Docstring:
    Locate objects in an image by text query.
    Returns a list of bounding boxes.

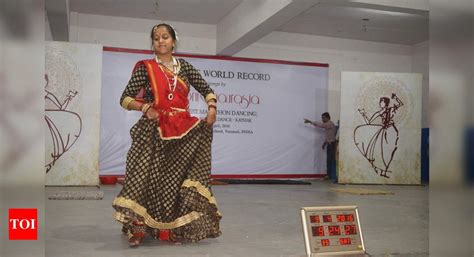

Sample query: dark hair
[322,112,330,120]
[150,24,177,50]
[379,97,390,106]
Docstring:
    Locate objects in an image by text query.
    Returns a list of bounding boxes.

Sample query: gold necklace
[155,56,181,101]
[163,61,174,71]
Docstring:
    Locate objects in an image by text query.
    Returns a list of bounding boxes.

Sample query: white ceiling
[278,4,428,45]
[67,0,429,45]
[69,0,243,24]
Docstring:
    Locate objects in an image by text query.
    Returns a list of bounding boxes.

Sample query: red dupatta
[133,59,200,140]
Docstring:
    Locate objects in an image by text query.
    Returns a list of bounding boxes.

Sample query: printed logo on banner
[8,208,38,240]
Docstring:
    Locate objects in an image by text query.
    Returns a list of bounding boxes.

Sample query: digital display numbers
[339,238,352,245]
[312,226,325,237]
[337,214,354,222]
[309,215,320,223]
[344,225,357,235]
[328,225,341,236]
[302,206,365,255]
[311,225,357,235]
[310,214,354,223]
[312,225,357,237]
[321,238,352,246]
[309,214,357,246]
[321,239,330,246]
[322,215,332,222]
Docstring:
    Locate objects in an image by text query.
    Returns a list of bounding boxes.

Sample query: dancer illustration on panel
[354,93,403,178]
[44,74,83,173]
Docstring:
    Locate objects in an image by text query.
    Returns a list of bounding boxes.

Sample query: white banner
[45,42,102,185]
[100,49,328,177]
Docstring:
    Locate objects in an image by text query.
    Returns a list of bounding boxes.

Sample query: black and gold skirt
[112,117,222,242]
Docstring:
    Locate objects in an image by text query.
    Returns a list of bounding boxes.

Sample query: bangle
[141,103,151,114]
[208,101,217,110]
[144,106,152,114]
[205,94,217,103]
[140,103,149,112]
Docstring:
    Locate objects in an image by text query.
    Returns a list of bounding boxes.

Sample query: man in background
[304,112,337,181]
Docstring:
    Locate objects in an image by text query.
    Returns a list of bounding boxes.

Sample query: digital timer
[301,206,366,256]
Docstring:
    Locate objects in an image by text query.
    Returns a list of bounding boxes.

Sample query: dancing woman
[112,24,221,247]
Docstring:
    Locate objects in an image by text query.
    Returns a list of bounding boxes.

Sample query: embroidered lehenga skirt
[113,117,222,242]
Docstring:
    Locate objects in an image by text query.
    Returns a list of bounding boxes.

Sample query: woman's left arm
[180,59,217,127]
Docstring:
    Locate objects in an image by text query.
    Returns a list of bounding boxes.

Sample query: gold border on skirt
[113,179,221,229]
[182,179,222,217]
[113,197,203,229]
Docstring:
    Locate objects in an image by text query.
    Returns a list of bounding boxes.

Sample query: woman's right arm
[120,64,148,112]
[120,64,159,120]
